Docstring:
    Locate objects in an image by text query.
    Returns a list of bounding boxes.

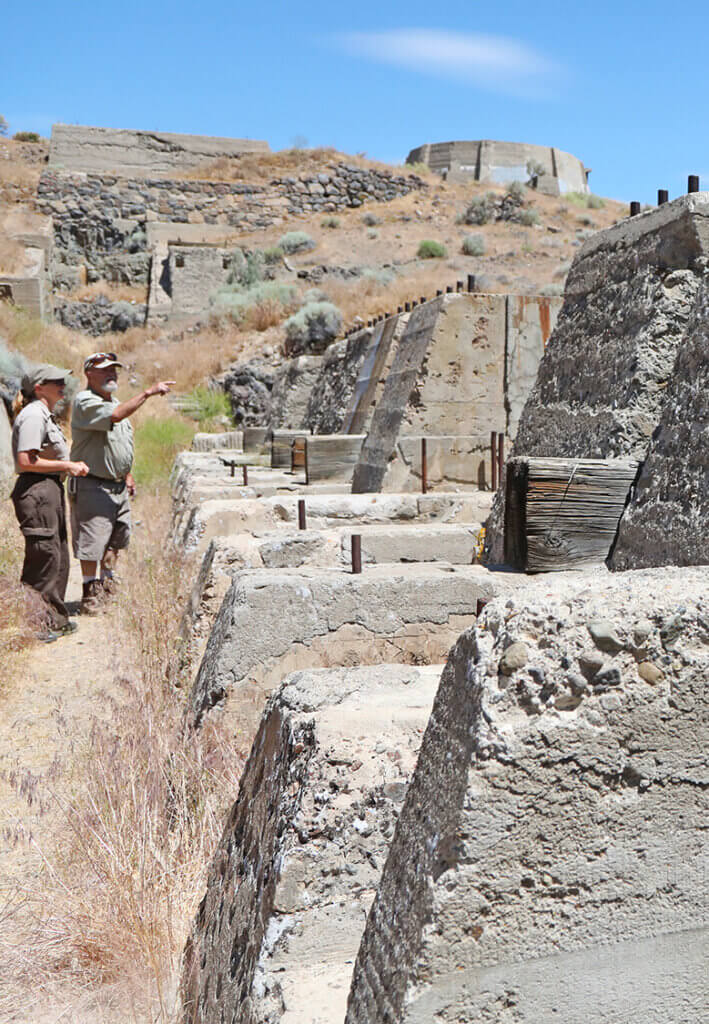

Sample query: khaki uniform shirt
[12,400,70,474]
[70,390,134,480]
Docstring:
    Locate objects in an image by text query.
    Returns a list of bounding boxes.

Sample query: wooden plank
[504,457,640,572]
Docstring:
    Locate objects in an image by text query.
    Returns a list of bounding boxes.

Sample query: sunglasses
[85,352,119,369]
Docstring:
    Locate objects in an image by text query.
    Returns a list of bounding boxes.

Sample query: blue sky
[2,0,707,203]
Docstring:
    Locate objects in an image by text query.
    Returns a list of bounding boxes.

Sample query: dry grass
[0,304,92,376]
[0,504,47,674]
[66,281,147,304]
[1,492,244,1020]
[0,158,41,191]
[177,146,429,184]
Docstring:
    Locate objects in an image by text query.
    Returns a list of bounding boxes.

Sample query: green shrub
[303,287,330,303]
[463,193,496,225]
[417,239,447,259]
[367,229,379,240]
[212,280,300,325]
[516,208,540,227]
[278,231,316,254]
[360,266,396,286]
[13,131,40,143]
[564,191,605,210]
[507,181,526,201]
[461,234,486,257]
[176,386,232,428]
[263,245,284,264]
[227,248,264,288]
[132,416,195,489]
[526,159,546,181]
[284,301,343,355]
[361,212,381,227]
[321,216,340,228]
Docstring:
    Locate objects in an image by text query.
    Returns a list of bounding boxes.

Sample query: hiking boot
[101,575,119,598]
[81,580,103,616]
[38,629,59,644]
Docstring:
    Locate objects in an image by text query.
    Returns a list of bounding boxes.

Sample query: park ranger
[70,352,175,615]
[11,365,89,640]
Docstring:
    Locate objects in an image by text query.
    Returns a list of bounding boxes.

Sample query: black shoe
[38,629,60,644]
[56,620,78,637]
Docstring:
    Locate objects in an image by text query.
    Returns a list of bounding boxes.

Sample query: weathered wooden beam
[504,456,640,571]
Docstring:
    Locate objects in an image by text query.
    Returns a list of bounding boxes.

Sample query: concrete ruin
[166,186,709,1024]
[48,123,270,177]
[0,209,53,319]
[406,139,590,194]
[181,664,440,1024]
[345,569,708,1022]
[486,191,709,564]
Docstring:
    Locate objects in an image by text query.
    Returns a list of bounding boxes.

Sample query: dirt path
[0,564,142,1022]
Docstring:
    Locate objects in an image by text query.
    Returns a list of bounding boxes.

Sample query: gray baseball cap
[20,364,73,398]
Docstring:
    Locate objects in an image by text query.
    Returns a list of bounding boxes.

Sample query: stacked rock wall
[37,165,426,291]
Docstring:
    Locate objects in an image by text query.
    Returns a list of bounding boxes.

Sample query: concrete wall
[485,193,709,564]
[406,139,589,193]
[48,124,270,177]
[270,356,324,429]
[0,247,49,319]
[346,568,709,1023]
[351,293,560,493]
[181,664,439,1024]
[166,244,232,319]
[612,276,709,569]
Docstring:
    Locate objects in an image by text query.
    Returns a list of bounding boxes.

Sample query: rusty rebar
[351,534,362,574]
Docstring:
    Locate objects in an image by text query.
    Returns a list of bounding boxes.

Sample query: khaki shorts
[70,476,131,561]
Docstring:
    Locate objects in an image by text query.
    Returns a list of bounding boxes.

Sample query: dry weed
[1,495,243,1019]
[0,504,47,674]
[177,147,426,184]
[66,281,147,304]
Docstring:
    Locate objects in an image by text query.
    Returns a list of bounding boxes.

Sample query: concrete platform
[189,564,510,741]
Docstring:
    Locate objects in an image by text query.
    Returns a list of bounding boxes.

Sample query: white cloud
[338,29,558,95]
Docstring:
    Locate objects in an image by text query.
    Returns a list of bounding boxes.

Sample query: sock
[101,569,114,581]
[82,575,100,585]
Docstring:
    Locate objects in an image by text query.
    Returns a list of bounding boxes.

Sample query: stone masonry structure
[346,568,708,1022]
[48,123,270,176]
[37,164,426,299]
[486,192,709,563]
[406,139,590,194]
[181,664,440,1024]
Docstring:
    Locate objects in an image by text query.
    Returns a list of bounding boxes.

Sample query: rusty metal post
[351,534,362,574]
[476,597,488,617]
[456,280,463,292]
[688,175,700,193]
[242,464,248,486]
[491,431,498,492]
[446,285,453,293]
[630,201,641,216]
[420,296,426,305]
[467,274,476,292]
[436,289,443,296]
[229,461,235,478]
[658,189,669,205]
[404,301,410,312]
[421,438,428,494]
[298,499,306,531]
[398,305,403,313]
[497,433,504,484]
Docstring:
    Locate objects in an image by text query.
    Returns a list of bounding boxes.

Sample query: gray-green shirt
[71,389,134,479]
[12,400,70,473]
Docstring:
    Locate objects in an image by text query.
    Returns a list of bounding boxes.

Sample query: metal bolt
[446,285,453,293]
[497,434,504,484]
[688,175,700,194]
[351,534,362,574]
[298,499,306,531]
[421,438,428,494]
[404,302,411,312]
[630,201,641,216]
[243,464,248,486]
[456,280,464,292]
[491,431,498,492]
[467,274,476,292]
[658,189,669,205]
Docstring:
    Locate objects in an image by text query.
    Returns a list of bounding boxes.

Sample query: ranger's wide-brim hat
[20,364,72,398]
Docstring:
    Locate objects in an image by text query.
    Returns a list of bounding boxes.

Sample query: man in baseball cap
[70,352,175,614]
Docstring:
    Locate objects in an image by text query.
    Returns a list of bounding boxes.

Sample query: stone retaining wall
[37,165,426,288]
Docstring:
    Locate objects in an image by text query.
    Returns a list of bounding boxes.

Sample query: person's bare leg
[80,559,99,579]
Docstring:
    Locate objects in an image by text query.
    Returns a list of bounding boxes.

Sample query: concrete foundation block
[181,664,440,1024]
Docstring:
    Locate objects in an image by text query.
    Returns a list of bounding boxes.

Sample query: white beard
[103,381,118,393]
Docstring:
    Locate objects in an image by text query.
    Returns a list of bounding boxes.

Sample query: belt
[84,474,126,491]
